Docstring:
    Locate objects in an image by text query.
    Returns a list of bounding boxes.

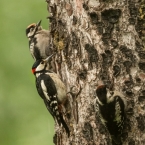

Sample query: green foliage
[0,1,54,145]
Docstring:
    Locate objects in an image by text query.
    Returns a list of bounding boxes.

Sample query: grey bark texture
[46,0,145,145]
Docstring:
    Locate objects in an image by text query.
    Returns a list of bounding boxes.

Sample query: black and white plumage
[95,85,126,144]
[26,20,52,60]
[32,55,70,136]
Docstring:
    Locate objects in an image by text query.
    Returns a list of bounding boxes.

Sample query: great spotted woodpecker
[26,20,52,60]
[32,54,70,136]
[95,85,126,144]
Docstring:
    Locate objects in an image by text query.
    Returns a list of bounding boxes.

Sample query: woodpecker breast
[46,72,67,104]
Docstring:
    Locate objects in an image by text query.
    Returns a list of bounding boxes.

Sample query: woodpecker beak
[44,54,55,62]
[36,20,42,28]
[30,20,42,38]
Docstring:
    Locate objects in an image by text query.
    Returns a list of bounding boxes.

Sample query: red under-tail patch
[32,68,36,74]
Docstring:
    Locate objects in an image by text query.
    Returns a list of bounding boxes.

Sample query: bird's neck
[35,69,49,77]
[35,72,41,78]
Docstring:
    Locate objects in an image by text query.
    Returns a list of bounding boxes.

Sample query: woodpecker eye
[30,28,34,32]
[41,61,45,64]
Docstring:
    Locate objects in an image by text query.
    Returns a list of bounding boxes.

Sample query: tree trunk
[46,0,145,145]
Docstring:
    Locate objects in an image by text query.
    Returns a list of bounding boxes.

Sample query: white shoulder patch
[41,80,50,101]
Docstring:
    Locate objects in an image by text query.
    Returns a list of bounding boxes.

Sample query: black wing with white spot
[36,73,70,136]
[36,74,60,122]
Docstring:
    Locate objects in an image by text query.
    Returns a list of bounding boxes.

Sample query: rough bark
[46,0,145,145]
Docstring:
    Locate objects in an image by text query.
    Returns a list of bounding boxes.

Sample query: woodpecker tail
[57,114,70,137]
[43,99,70,137]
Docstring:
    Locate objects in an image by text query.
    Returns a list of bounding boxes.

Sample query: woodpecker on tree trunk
[26,20,52,60]
[95,85,126,144]
[31,54,70,137]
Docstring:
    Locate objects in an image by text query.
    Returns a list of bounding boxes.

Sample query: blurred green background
[0,1,54,145]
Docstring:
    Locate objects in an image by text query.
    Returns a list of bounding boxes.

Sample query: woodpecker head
[96,85,108,105]
[32,54,55,74]
[26,20,42,40]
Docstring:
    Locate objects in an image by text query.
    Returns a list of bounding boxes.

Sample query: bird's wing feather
[37,74,60,119]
